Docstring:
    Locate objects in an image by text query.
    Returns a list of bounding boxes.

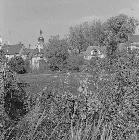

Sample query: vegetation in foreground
[1,47,139,140]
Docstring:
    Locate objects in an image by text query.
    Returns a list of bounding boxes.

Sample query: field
[4,69,139,140]
[18,72,97,96]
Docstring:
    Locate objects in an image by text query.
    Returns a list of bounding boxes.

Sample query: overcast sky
[0,0,139,46]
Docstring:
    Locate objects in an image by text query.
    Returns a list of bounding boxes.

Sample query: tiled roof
[22,48,34,55]
[1,43,24,55]
[1,42,45,61]
[21,47,44,57]
[24,48,44,59]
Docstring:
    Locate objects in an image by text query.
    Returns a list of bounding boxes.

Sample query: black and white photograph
[0,0,139,139]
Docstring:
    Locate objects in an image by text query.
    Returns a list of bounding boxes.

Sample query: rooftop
[1,43,24,55]
[83,46,107,56]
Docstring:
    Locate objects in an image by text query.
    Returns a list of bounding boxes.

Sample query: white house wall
[31,57,41,69]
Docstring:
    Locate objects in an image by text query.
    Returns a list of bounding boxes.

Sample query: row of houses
[0,30,46,70]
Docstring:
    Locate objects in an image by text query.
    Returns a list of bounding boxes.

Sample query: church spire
[38,29,44,43]
[40,29,43,36]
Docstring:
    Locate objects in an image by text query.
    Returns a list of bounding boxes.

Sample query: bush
[45,35,69,72]
[66,55,84,72]
[8,56,28,74]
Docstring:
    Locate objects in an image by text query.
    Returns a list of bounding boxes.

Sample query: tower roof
[38,30,44,43]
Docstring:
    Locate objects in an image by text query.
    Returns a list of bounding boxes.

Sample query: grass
[17,72,95,96]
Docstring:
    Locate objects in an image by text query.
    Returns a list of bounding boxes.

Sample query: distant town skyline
[0,0,139,46]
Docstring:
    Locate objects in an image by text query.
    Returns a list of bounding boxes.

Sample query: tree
[45,35,69,71]
[68,20,105,54]
[0,49,30,138]
[104,14,138,44]
[8,56,27,74]
[0,49,9,136]
[103,14,139,58]
[66,55,84,72]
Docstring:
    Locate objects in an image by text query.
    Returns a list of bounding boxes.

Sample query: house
[83,46,107,60]
[1,43,25,60]
[128,35,139,50]
[117,34,139,52]
[127,26,139,50]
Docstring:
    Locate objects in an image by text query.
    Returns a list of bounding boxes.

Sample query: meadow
[17,72,96,97]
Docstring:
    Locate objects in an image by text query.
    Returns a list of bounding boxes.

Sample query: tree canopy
[45,35,69,71]
[68,20,105,54]
[8,56,27,74]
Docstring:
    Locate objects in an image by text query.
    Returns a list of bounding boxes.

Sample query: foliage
[8,56,28,74]
[103,14,139,58]
[68,14,138,60]
[4,49,139,139]
[0,50,31,139]
[24,59,31,73]
[0,49,7,63]
[45,35,69,71]
[103,14,139,44]
[66,54,84,72]
[68,20,105,54]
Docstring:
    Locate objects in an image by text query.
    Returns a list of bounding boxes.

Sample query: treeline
[44,14,138,73]
[9,14,139,74]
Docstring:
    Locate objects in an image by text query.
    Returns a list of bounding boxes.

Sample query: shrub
[8,56,28,74]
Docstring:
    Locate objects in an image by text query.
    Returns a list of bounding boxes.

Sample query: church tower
[37,30,44,52]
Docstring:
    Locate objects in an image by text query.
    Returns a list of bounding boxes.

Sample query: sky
[0,0,139,47]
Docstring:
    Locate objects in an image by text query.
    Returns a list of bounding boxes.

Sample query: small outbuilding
[83,46,107,60]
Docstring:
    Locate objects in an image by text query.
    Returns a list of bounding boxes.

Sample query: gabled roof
[129,35,139,43]
[1,43,24,55]
[21,47,44,56]
[22,48,34,55]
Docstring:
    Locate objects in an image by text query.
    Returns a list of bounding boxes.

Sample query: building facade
[83,46,106,60]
